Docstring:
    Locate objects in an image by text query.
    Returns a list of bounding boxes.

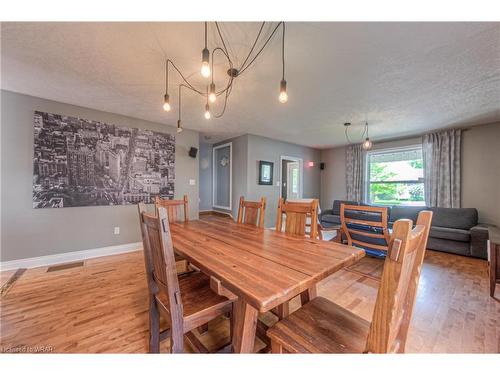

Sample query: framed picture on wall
[258,161,273,185]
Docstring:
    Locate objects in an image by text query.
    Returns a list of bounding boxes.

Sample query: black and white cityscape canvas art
[32,111,175,208]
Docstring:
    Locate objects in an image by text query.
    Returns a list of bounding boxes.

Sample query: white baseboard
[0,242,142,271]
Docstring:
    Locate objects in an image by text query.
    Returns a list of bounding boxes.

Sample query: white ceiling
[1,22,499,148]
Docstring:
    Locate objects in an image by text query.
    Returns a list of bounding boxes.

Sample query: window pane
[367,147,425,206]
[369,182,425,206]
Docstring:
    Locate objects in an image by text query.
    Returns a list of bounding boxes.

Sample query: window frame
[364,144,424,206]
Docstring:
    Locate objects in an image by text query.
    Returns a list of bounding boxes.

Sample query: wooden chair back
[138,203,184,352]
[365,210,433,353]
[236,196,266,228]
[275,198,319,239]
[155,195,189,223]
[340,204,390,254]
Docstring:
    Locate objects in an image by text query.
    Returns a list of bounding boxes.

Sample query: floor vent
[47,261,84,272]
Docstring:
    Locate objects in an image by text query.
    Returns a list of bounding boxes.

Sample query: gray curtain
[422,128,462,208]
[345,144,364,201]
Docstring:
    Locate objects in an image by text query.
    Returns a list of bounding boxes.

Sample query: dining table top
[170,216,365,313]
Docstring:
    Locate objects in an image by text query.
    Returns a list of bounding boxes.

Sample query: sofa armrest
[470,223,496,259]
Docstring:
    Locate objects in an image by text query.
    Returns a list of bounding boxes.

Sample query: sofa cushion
[389,205,428,223]
[430,226,470,242]
[333,200,359,216]
[321,214,341,225]
[429,207,478,230]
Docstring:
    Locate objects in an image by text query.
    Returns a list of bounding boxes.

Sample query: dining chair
[155,195,193,273]
[155,194,189,223]
[267,210,433,353]
[138,203,236,353]
[236,196,266,228]
[275,198,319,239]
[273,198,319,319]
[341,204,391,258]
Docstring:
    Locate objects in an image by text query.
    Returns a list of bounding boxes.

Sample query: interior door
[287,162,300,200]
[213,144,231,209]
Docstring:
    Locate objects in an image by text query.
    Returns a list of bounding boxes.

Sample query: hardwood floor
[1,218,499,353]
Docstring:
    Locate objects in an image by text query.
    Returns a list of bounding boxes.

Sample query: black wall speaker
[189,147,198,158]
[320,162,325,170]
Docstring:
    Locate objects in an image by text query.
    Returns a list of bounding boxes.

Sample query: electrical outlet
[114,227,120,235]
[189,179,196,186]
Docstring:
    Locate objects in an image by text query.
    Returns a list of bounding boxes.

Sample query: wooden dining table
[169,216,365,353]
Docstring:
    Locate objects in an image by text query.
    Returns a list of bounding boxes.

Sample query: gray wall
[462,122,500,225]
[320,124,500,226]
[245,134,321,228]
[1,90,199,262]
[208,134,321,227]
[198,141,213,211]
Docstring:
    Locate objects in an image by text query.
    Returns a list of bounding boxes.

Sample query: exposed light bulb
[362,138,373,150]
[209,82,216,103]
[201,62,210,78]
[163,94,171,112]
[177,119,183,133]
[201,48,210,78]
[279,79,288,103]
[204,104,211,119]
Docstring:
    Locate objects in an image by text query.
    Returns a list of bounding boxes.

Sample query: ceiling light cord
[238,21,283,76]
[204,22,208,49]
[239,22,265,70]
[282,22,285,80]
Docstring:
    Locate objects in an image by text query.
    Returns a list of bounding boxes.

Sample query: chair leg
[271,340,283,354]
[149,299,160,353]
[276,302,290,320]
[197,323,209,335]
[229,305,235,342]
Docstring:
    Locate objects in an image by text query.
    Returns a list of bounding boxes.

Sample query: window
[365,146,425,206]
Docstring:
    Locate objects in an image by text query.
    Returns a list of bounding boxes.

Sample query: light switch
[189,179,196,186]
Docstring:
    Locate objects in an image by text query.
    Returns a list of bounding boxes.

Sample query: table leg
[232,299,259,353]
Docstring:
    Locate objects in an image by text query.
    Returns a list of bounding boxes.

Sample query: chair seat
[267,297,370,353]
[156,272,235,333]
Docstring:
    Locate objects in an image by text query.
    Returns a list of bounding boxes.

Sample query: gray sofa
[320,200,494,259]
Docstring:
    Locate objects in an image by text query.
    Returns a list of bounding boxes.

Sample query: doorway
[280,156,303,201]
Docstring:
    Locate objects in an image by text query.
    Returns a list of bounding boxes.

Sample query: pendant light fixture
[177,85,183,133]
[162,22,288,130]
[208,82,216,103]
[362,122,373,150]
[279,23,288,103]
[163,61,171,111]
[201,22,211,78]
[204,86,211,119]
[344,121,373,150]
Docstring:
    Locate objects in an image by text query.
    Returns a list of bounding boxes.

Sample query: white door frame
[279,155,303,199]
[212,142,233,210]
